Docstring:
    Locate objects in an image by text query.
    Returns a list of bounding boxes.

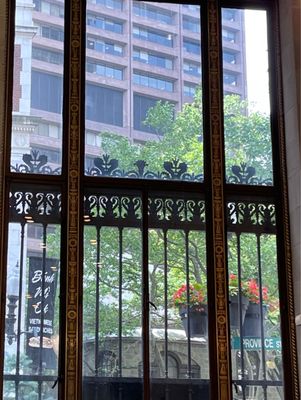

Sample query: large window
[31,71,63,113]
[86,84,123,126]
[1,1,298,400]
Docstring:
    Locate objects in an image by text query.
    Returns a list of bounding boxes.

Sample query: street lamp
[6,262,19,345]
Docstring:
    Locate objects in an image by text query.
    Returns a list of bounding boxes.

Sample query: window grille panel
[227,198,284,399]
[4,186,61,400]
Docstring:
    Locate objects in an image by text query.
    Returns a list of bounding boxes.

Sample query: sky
[244,10,271,114]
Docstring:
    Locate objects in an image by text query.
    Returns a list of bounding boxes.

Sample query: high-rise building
[12,0,246,169]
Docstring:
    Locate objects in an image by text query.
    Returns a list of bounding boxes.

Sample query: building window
[133,25,173,47]
[223,72,238,86]
[40,25,64,42]
[36,123,61,139]
[87,37,123,56]
[31,71,63,113]
[133,2,173,25]
[133,49,173,69]
[183,61,201,77]
[87,14,123,34]
[31,147,61,164]
[32,47,63,65]
[86,131,102,147]
[133,72,173,92]
[33,0,64,17]
[184,83,197,97]
[183,16,200,33]
[222,9,237,22]
[182,4,199,12]
[183,39,201,55]
[222,28,236,43]
[86,84,123,126]
[134,94,170,134]
[87,0,123,10]
[86,61,123,80]
[223,51,237,64]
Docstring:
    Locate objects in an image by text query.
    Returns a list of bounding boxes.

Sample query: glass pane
[4,185,61,400]
[10,0,64,174]
[85,2,204,182]
[83,189,143,399]
[222,9,273,185]
[148,192,209,399]
[227,198,283,398]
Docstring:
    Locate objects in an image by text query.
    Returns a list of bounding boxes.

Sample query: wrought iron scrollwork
[11,150,61,175]
[84,191,206,230]
[9,188,61,223]
[227,163,273,186]
[86,154,203,182]
[227,200,276,233]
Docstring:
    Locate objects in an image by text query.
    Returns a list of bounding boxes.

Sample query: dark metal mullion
[184,230,192,380]
[163,229,170,399]
[142,190,150,400]
[36,223,48,400]
[15,222,25,400]
[256,233,267,400]
[163,229,168,381]
[95,227,101,376]
[237,233,246,400]
[118,226,123,400]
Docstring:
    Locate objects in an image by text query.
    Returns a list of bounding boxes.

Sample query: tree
[79,91,279,340]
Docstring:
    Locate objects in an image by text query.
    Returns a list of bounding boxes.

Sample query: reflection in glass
[4,217,61,399]
[10,0,64,174]
[222,9,273,185]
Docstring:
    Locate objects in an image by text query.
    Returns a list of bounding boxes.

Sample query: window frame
[0,1,299,400]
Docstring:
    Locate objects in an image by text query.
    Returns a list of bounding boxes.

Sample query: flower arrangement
[228,273,248,298]
[172,282,206,309]
[245,278,268,304]
[229,274,269,304]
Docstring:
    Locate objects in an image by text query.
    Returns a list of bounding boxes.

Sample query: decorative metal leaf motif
[11,151,61,175]
[227,163,272,186]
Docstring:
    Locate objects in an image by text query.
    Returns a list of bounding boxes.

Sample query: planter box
[242,303,268,337]
[229,295,249,329]
[179,305,207,337]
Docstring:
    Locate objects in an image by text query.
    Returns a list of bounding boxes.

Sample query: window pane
[227,197,283,396]
[83,189,143,399]
[82,189,210,399]
[85,2,204,182]
[4,185,61,400]
[10,0,64,174]
[148,192,210,398]
[222,9,273,185]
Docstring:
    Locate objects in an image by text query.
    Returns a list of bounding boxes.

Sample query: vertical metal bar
[15,222,25,400]
[163,229,170,400]
[268,1,300,395]
[142,190,150,400]
[37,223,47,400]
[202,1,232,398]
[256,234,267,399]
[39,224,47,374]
[64,0,86,398]
[0,1,15,398]
[184,230,192,379]
[118,226,123,400]
[163,229,168,379]
[118,227,123,378]
[237,233,246,400]
[95,227,100,376]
